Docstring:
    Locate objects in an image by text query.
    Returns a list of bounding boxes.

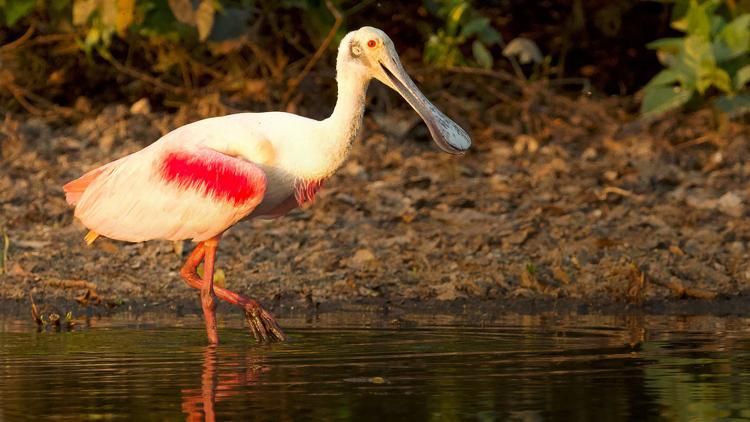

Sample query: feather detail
[294,179,324,205]
[63,167,108,206]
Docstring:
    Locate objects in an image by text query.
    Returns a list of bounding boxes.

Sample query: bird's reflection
[181,346,267,421]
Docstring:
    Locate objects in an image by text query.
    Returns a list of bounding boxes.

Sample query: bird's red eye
[367,39,377,48]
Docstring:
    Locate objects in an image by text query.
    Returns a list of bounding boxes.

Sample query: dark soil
[1,79,749,319]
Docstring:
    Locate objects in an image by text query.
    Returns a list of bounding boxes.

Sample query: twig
[46,279,98,290]
[25,33,76,47]
[2,81,45,115]
[1,230,8,275]
[246,38,283,80]
[650,277,717,300]
[674,135,717,150]
[30,292,42,325]
[0,23,35,53]
[597,186,645,202]
[98,48,183,95]
[1,80,78,117]
[547,77,592,93]
[282,0,342,105]
[345,0,376,15]
[485,83,517,104]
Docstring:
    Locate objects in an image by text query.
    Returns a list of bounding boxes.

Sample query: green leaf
[670,0,691,26]
[641,85,692,116]
[647,37,684,53]
[702,67,733,93]
[478,26,502,45]
[709,14,726,37]
[715,94,750,117]
[460,17,489,38]
[735,65,750,90]
[684,0,711,37]
[213,268,226,288]
[445,2,468,36]
[672,0,722,38]
[424,32,463,68]
[714,14,750,61]
[472,40,493,69]
[136,0,181,38]
[683,35,715,74]
[645,69,682,88]
[4,0,36,26]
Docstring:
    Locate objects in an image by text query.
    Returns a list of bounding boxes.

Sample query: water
[1,313,750,421]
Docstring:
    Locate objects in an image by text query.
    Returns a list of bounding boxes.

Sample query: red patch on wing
[295,179,324,205]
[161,150,265,205]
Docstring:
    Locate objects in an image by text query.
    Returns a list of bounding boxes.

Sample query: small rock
[581,147,597,160]
[717,192,743,217]
[434,282,465,301]
[74,96,92,114]
[603,170,618,181]
[99,132,115,152]
[514,134,539,155]
[130,98,151,115]
[686,194,717,211]
[349,248,377,270]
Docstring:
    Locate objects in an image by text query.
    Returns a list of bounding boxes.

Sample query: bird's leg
[180,242,286,343]
[201,236,220,345]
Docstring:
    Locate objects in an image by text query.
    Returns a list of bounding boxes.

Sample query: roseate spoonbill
[63,26,471,345]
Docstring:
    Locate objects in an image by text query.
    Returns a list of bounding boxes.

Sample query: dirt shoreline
[4,295,750,325]
[1,88,749,319]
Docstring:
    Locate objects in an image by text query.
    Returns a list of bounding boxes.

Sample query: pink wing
[65,147,267,242]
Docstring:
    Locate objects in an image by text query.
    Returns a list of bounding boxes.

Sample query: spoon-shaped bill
[376,54,471,155]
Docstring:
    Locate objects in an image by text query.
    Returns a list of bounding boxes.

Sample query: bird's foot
[243,304,286,343]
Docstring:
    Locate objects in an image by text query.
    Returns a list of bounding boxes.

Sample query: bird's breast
[246,167,325,219]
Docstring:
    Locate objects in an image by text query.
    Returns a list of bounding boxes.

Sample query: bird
[63,26,471,345]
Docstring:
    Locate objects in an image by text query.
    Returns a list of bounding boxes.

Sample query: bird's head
[339,26,471,155]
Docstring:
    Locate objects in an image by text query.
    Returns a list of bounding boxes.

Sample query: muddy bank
[1,86,749,317]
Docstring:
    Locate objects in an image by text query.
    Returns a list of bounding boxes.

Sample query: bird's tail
[63,166,107,206]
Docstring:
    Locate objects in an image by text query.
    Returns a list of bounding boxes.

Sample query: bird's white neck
[326,66,369,139]
[278,50,370,183]
[310,64,369,179]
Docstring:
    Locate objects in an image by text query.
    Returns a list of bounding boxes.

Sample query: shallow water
[1,313,750,421]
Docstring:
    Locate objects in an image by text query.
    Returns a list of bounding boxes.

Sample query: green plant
[0,0,36,26]
[422,0,502,69]
[642,0,750,117]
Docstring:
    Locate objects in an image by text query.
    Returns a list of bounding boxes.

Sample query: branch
[0,23,35,53]
[98,48,184,95]
[282,0,342,105]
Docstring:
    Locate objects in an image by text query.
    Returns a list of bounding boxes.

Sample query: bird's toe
[244,305,285,343]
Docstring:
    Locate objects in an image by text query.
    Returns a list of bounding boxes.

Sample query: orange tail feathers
[63,167,106,206]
